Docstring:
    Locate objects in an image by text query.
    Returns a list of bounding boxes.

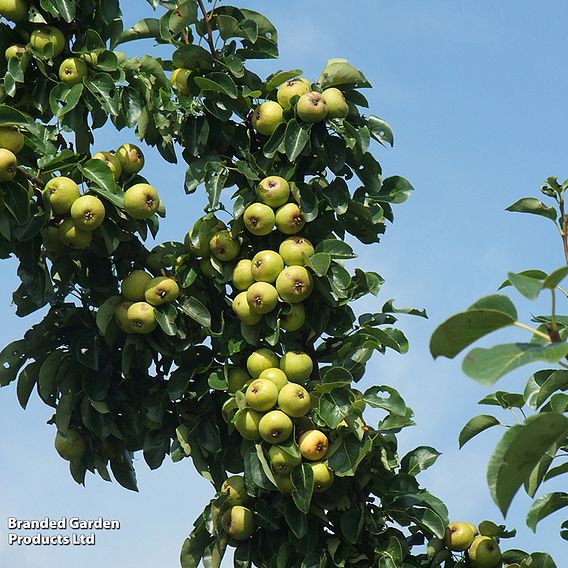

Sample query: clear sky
[1,1,567,565]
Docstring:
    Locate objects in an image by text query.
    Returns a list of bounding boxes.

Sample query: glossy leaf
[459,414,501,448]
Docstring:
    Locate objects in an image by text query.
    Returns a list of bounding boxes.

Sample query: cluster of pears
[0,124,23,184]
[232,175,314,328]
[114,269,180,334]
[441,521,503,567]
[252,76,350,136]
[223,347,333,496]
[216,476,256,542]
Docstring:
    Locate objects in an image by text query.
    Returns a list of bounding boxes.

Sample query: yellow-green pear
[121,270,152,301]
[256,176,290,208]
[246,282,279,315]
[232,259,254,290]
[322,87,349,119]
[170,68,191,96]
[280,351,313,383]
[444,522,477,552]
[269,445,301,474]
[58,57,88,86]
[57,219,92,249]
[232,291,262,325]
[227,368,251,393]
[299,429,328,461]
[247,348,279,378]
[0,125,24,153]
[279,236,314,266]
[221,476,248,506]
[144,276,180,306]
[258,367,287,391]
[258,410,293,444]
[296,92,328,123]
[280,303,306,332]
[275,203,305,235]
[243,203,275,236]
[116,143,145,175]
[222,506,255,541]
[251,250,284,283]
[252,101,284,136]
[127,301,157,334]
[468,536,502,568]
[0,148,17,182]
[278,383,311,417]
[30,26,65,57]
[54,429,86,461]
[0,0,28,22]
[44,176,80,214]
[235,408,262,441]
[277,77,311,108]
[209,230,240,261]
[92,151,122,180]
[310,461,333,492]
[124,183,160,219]
[275,266,313,304]
[114,301,134,333]
[70,194,105,231]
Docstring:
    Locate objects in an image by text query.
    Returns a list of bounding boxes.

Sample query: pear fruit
[121,270,152,301]
[468,536,502,568]
[243,203,275,236]
[278,383,310,417]
[170,68,191,96]
[186,216,225,256]
[259,410,293,444]
[235,408,262,441]
[310,461,334,492]
[258,368,287,391]
[232,292,262,325]
[274,474,294,494]
[280,352,314,383]
[92,151,122,180]
[209,230,240,261]
[247,348,279,378]
[41,226,66,254]
[246,282,279,315]
[296,92,328,123]
[0,0,28,22]
[222,398,238,424]
[5,44,27,60]
[443,522,477,552]
[246,378,278,411]
[276,266,313,304]
[277,77,311,108]
[279,236,315,266]
[227,368,251,393]
[275,203,305,235]
[114,301,134,333]
[222,506,255,541]
[280,303,305,332]
[116,143,145,175]
[58,57,88,86]
[70,195,105,231]
[30,26,65,57]
[252,101,284,136]
[298,429,328,460]
[256,176,290,208]
[0,125,24,153]
[44,176,80,214]
[269,445,301,475]
[221,475,248,506]
[126,301,157,334]
[0,148,17,182]
[57,219,92,249]
[232,259,254,290]
[144,276,180,306]
[54,430,86,462]
[124,183,160,219]
[251,250,284,283]
[322,87,349,119]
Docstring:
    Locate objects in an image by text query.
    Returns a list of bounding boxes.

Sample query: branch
[18,167,45,189]
[559,199,568,266]
[197,0,216,57]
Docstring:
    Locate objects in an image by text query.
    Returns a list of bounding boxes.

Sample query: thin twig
[513,321,551,341]
[18,168,45,189]
[559,199,568,266]
[197,0,216,57]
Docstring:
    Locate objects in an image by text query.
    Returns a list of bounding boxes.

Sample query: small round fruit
[235,408,262,441]
[0,0,28,22]
[246,282,279,315]
[232,259,254,290]
[298,429,328,460]
[170,68,191,96]
[468,536,502,568]
[280,351,313,383]
[41,226,66,254]
[280,303,305,332]
[258,368,287,391]
[221,476,248,506]
[245,378,278,412]
[269,445,301,475]
[92,151,122,179]
[121,270,152,301]
[256,176,290,208]
[54,430,86,462]
[310,461,333,492]
[127,301,157,334]
[232,292,262,325]
[116,143,145,175]
[44,176,80,214]
[30,26,65,57]
[277,77,311,109]
[58,57,88,86]
[252,101,284,136]
[144,276,180,306]
[279,236,315,266]
[274,474,294,494]
[276,266,313,304]
[322,87,349,119]
[278,383,311,417]
[243,203,275,236]
[124,183,160,219]
[251,250,284,283]
[4,44,27,60]
[227,368,251,393]
[296,92,328,123]
[57,219,92,249]
[443,522,477,552]
[70,195,105,231]
[275,203,305,235]
[247,348,279,378]
[222,506,255,541]
[0,125,24,153]
[209,230,240,261]
[114,301,134,333]
[258,410,293,444]
[0,148,18,182]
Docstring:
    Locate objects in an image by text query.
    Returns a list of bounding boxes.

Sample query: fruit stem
[197,0,217,57]
[512,321,551,341]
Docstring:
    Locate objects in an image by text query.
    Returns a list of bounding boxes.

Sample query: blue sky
[1,0,568,565]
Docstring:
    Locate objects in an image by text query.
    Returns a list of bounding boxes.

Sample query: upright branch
[559,198,568,266]
[197,0,216,57]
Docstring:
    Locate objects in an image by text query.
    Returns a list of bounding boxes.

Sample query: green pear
[0,0,28,22]
[185,217,226,257]
[322,87,349,119]
[310,461,333,492]
[273,473,294,494]
[227,368,251,393]
[251,250,284,283]
[116,143,145,175]
[252,101,284,136]
[269,445,301,475]
[58,57,88,86]
[41,226,66,254]
[235,408,262,441]
[256,176,290,208]
[232,291,262,325]
[44,176,80,214]
[114,300,134,333]
[243,203,275,236]
[30,26,65,57]
[209,230,240,261]
[126,301,157,334]
[0,148,17,182]
[247,348,279,378]
[170,68,191,96]
[444,522,477,552]
[299,429,328,460]
[280,303,305,332]
[221,475,248,506]
[92,151,122,180]
[57,218,92,249]
[222,506,255,541]
[232,259,255,290]
[296,92,328,123]
[258,410,293,444]
[275,203,305,235]
[275,266,313,304]
[4,44,27,60]
[222,397,238,424]
[279,236,315,266]
[246,282,279,314]
[54,430,86,461]
[0,125,24,153]
[280,351,313,383]
[124,183,160,219]
[468,536,502,568]
[70,194,105,231]
[144,276,180,306]
[278,383,311,417]
[277,77,311,108]
[121,270,153,301]
[258,367,287,391]
[246,378,278,411]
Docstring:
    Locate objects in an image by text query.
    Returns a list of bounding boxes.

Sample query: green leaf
[315,239,356,259]
[367,116,394,146]
[507,272,544,300]
[195,74,238,99]
[265,69,303,92]
[318,59,369,89]
[110,452,139,492]
[307,253,331,277]
[362,385,406,416]
[16,362,39,410]
[49,83,84,118]
[327,434,372,476]
[40,0,75,22]
[285,119,310,161]
[526,492,568,532]
[543,266,568,289]
[524,370,568,410]
[115,18,161,45]
[400,446,441,476]
[520,553,558,568]
[155,305,178,336]
[180,515,214,568]
[96,296,123,335]
[84,74,120,116]
[318,388,354,428]
[291,462,314,513]
[499,269,548,290]
[463,342,568,386]
[0,339,28,387]
[487,413,568,515]
[506,198,557,222]
[458,414,501,448]
[179,297,212,329]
